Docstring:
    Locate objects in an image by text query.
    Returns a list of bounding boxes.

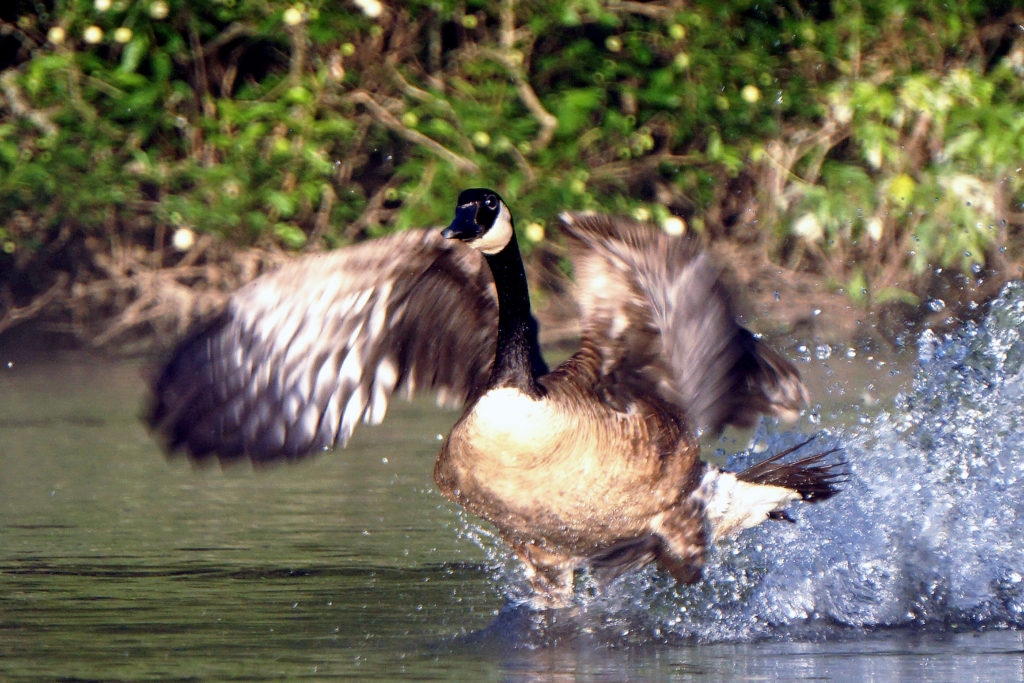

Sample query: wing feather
[560,212,807,433]
[148,229,498,462]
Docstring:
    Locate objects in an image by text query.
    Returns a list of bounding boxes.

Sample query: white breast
[455,386,592,513]
[468,386,560,454]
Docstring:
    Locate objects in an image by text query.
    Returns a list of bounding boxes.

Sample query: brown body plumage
[434,345,705,602]
[148,188,842,608]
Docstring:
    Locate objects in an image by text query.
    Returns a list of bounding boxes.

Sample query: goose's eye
[484,196,498,210]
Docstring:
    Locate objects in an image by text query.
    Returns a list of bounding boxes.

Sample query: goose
[148,188,842,608]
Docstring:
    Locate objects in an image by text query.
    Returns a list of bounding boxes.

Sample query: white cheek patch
[468,203,514,255]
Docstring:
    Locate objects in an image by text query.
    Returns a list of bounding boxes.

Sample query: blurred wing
[148,229,499,462]
[560,212,807,433]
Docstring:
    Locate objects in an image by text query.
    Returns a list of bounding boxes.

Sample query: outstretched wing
[148,229,500,462]
[560,212,806,434]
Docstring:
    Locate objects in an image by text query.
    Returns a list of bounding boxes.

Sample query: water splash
[463,281,1024,644]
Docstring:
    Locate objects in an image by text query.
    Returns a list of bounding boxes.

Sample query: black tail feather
[736,435,846,503]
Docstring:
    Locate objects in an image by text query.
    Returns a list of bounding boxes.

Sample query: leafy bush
[0,0,1022,338]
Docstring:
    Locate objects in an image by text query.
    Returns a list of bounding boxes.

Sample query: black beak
[441,204,481,241]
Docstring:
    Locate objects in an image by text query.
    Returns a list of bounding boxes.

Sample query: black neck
[483,232,545,396]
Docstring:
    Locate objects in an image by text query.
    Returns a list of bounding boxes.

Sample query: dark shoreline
[1,238,1019,360]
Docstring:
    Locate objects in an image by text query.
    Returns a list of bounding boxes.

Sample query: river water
[3,284,1024,680]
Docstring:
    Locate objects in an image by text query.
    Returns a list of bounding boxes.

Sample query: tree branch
[0,274,68,336]
[0,69,57,136]
[477,46,558,152]
[346,90,479,173]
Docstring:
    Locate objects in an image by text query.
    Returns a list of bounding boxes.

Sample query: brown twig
[0,275,69,336]
[0,69,58,136]
[346,90,479,173]
[468,38,558,152]
[308,184,337,248]
[385,61,457,118]
[403,159,438,214]
[198,22,255,58]
[346,180,397,238]
[591,152,707,180]
[604,0,678,20]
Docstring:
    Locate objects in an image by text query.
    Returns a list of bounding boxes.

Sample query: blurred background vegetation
[0,0,1022,348]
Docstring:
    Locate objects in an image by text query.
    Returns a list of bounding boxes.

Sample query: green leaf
[874,287,920,305]
[552,87,604,136]
[847,268,868,307]
[118,37,149,75]
[274,222,307,249]
[266,191,297,217]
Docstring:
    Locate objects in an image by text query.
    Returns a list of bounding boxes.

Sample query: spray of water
[456,282,1024,643]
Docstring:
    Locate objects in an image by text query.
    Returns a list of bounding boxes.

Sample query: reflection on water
[3,285,1024,679]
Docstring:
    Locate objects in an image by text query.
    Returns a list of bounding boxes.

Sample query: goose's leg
[649,498,707,584]
[589,535,660,586]
[508,539,576,609]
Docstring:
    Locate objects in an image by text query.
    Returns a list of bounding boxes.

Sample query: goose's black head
[442,188,514,255]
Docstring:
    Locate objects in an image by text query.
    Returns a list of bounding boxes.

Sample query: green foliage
[1,0,1022,309]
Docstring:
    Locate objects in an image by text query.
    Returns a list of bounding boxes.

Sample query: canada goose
[148,188,842,608]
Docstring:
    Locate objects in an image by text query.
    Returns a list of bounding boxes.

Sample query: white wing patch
[337,344,363,391]
[694,468,800,542]
[366,356,398,425]
[340,383,366,444]
[232,276,403,449]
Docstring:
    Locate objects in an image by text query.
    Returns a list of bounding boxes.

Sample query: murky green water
[2,352,1023,681]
